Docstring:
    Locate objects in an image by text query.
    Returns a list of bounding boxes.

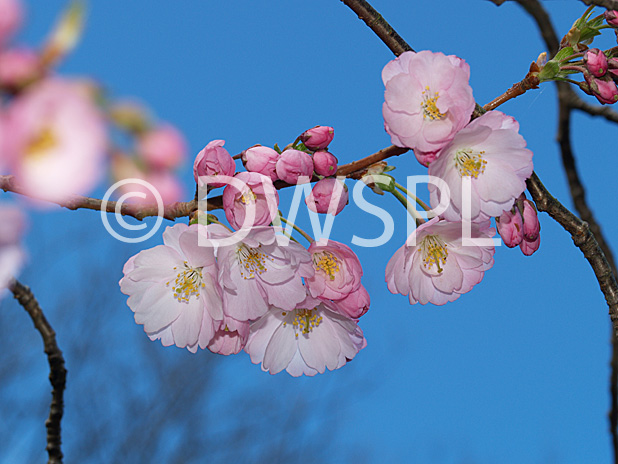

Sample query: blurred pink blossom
[0,0,22,46]
[137,124,186,169]
[0,204,26,298]
[0,47,40,90]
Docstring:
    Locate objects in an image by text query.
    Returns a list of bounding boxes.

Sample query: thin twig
[9,280,67,464]
[580,0,618,11]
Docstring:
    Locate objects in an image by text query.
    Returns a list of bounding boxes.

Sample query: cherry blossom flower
[0,204,26,299]
[305,240,363,301]
[0,48,40,91]
[0,0,22,46]
[300,126,334,150]
[428,110,533,222]
[496,206,524,248]
[222,171,279,230]
[242,145,280,181]
[244,293,366,376]
[312,150,338,176]
[5,78,107,202]
[385,217,495,305]
[137,124,187,169]
[305,178,348,216]
[207,315,250,355]
[215,226,314,321]
[119,223,223,352]
[193,139,235,188]
[382,50,475,153]
[275,149,313,184]
[331,284,370,319]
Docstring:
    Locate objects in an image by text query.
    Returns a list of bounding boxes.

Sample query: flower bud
[332,284,370,319]
[0,48,40,90]
[605,10,618,28]
[496,207,524,248]
[413,148,438,167]
[275,149,314,184]
[300,125,334,150]
[312,150,338,176]
[521,199,540,241]
[305,178,348,215]
[138,124,186,170]
[193,139,235,188]
[0,0,22,46]
[584,48,608,78]
[241,145,279,181]
[520,235,540,256]
[585,73,618,104]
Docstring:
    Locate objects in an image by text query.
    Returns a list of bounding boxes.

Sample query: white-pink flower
[207,315,250,355]
[385,217,495,305]
[215,226,314,321]
[382,50,475,153]
[0,204,26,298]
[5,78,107,202]
[428,111,534,222]
[119,223,223,352]
[244,293,366,376]
[222,171,279,230]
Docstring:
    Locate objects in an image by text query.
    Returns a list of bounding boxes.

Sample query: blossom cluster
[382,50,539,305]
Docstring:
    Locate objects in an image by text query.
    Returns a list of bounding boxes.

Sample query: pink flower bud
[0,48,40,90]
[605,10,618,27]
[584,49,608,78]
[585,73,618,104]
[521,199,540,241]
[413,148,438,167]
[138,124,187,169]
[332,284,370,319]
[275,149,314,184]
[222,171,279,230]
[300,125,334,150]
[496,207,524,248]
[520,235,540,256]
[193,139,235,188]
[305,178,348,216]
[241,145,279,181]
[312,150,338,176]
[0,0,22,46]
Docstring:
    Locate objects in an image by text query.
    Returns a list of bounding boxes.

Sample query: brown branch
[482,74,540,111]
[564,90,618,124]
[580,0,618,11]
[9,280,67,464]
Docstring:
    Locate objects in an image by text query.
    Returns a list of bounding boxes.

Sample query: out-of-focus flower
[242,145,279,181]
[331,284,370,319]
[605,10,618,28]
[584,48,608,78]
[119,223,223,352]
[275,149,313,184]
[496,207,524,248]
[193,139,235,188]
[0,204,26,298]
[0,48,40,90]
[0,0,22,46]
[382,50,475,153]
[222,171,279,230]
[428,111,533,222]
[300,126,334,150]
[5,78,107,202]
[305,240,363,301]
[244,293,366,376]
[385,217,495,305]
[312,150,338,176]
[305,178,348,216]
[207,315,250,355]
[137,124,186,170]
[216,226,314,321]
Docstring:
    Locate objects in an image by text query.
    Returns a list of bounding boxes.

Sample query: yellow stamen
[236,244,270,279]
[292,308,323,337]
[25,127,57,159]
[420,235,448,274]
[166,261,204,302]
[313,251,339,281]
[421,86,445,121]
[454,148,487,178]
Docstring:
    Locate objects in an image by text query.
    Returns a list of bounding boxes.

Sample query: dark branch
[9,280,67,464]
[580,0,618,11]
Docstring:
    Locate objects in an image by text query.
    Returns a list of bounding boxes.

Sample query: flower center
[421,86,446,121]
[167,261,205,303]
[25,127,57,160]
[236,244,270,279]
[313,251,339,281]
[420,235,448,274]
[454,148,487,178]
[239,189,257,205]
[292,308,323,337]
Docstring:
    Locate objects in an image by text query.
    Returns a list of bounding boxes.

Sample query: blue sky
[3,0,618,462]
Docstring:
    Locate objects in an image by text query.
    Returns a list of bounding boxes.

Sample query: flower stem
[393,181,432,212]
[278,215,314,244]
[483,74,541,111]
[391,189,425,224]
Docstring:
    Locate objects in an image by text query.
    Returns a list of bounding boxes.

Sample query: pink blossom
[520,234,540,256]
[605,10,618,27]
[305,178,348,216]
[584,49,608,78]
[496,207,524,248]
[414,148,438,167]
[300,126,334,150]
[0,48,40,90]
[385,217,495,305]
[119,223,223,352]
[0,0,22,46]
[428,111,533,222]
[332,284,370,319]
[138,124,187,169]
[5,78,107,202]
[222,171,279,230]
[244,293,366,376]
[0,204,26,298]
[306,240,363,301]
[521,199,540,241]
[382,50,475,153]
[585,73,618,104]
[275,149,313,184]
[193,139,235,188]
[242,145,279,181]
[207,315,250,355]
[312,150,338,176]
[215,226,314,321]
